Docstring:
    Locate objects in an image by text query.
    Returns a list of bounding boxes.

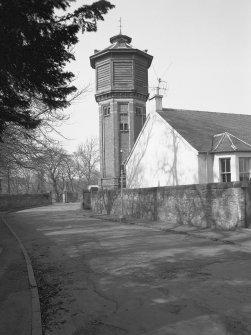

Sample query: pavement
[90,211,251,249]
[1,203,251,335]
[0,215,32,335]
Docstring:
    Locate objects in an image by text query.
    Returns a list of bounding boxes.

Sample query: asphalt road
[5,203,251,335]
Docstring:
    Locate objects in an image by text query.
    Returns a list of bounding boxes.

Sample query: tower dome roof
[90,33,153,69]
[109,34,132,46]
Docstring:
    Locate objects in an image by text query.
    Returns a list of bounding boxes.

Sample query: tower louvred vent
[113,62,133,87]
[97,63,110,91]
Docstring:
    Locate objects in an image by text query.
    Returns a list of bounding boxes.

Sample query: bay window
[220,158,231,182]
[239,157,251,181]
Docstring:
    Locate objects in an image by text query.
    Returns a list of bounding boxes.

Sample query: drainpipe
[241,180,249,228]
[120,149,124,221]
[206,152,209,183]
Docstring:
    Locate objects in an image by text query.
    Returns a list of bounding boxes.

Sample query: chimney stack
[151,94,163,111]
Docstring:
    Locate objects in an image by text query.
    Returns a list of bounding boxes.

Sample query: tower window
[120,123,129,132]
[136,106,143,115]
[119,104,128,116]
[103,106,110,116]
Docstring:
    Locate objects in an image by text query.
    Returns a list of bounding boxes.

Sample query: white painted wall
[198,153,215,183]
[126,112,199,188]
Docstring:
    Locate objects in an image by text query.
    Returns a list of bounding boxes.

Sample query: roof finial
[119,17,122,34]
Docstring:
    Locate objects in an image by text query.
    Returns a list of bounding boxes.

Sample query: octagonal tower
[90,34,153,188]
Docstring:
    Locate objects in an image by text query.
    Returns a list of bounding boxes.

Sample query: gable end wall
[126,113,199,188]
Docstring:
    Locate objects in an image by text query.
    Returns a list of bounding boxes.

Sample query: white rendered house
[125,96,251,188]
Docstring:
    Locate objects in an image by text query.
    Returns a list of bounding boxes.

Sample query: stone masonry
[91,182,251,230]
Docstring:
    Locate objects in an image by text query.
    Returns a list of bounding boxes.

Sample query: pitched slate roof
[212,132,251,152]
[158,109,251,152]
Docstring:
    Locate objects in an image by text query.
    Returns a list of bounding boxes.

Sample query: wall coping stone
[121,181,247,193]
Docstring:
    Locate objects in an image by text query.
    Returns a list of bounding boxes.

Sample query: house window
[120,123,129,132]
[119,104,128,116]
[220,158,231,182]
[239,157,251,181]
[103,106,110,116]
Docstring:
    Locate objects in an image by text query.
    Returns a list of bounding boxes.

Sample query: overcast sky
[57,0,251,152]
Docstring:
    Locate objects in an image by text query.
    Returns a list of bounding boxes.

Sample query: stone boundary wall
[0,193,52,211]
[91,182,251,230]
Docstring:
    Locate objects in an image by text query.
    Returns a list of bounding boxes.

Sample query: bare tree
[74,138,100,187]
[63,155,78,193]
[37,145,69,202]
[0,131,100,199]
[0,86,90,194]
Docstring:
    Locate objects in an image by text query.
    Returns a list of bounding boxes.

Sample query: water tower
[90,33,153,188]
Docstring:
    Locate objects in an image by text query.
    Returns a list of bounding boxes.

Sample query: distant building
[126,95,251,188]
[90,34,152,188]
